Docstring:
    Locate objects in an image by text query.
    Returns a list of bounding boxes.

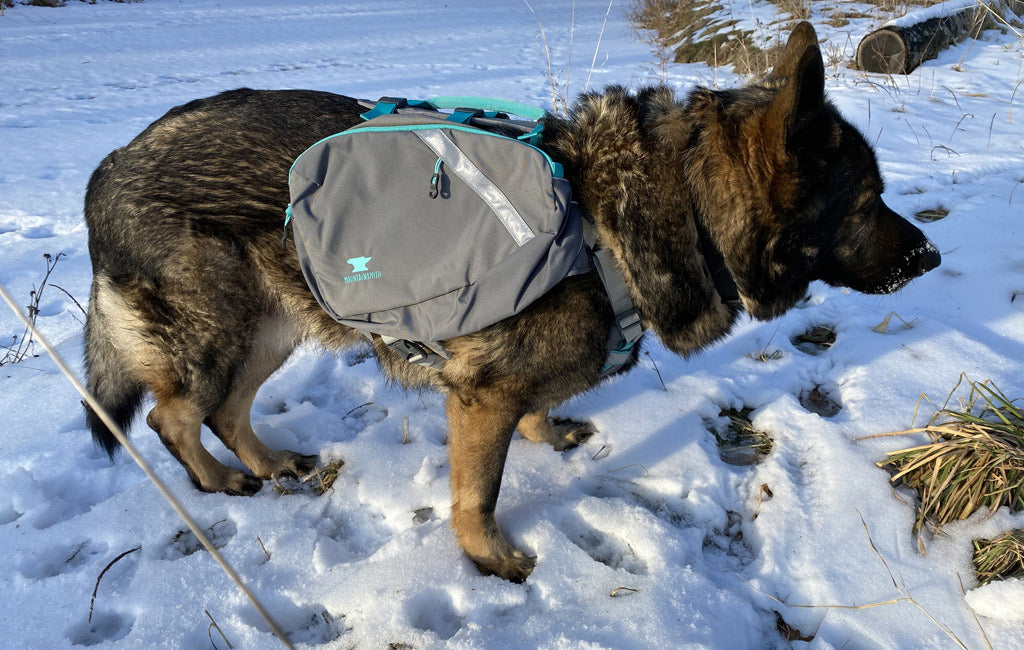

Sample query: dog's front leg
[445,390,535,582]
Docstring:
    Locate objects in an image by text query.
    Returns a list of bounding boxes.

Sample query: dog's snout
[910,240,941,277]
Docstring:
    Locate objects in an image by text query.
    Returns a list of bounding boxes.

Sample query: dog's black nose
[911,241,941,277]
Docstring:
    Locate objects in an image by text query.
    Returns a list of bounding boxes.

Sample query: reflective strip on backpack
[413,129,536,247]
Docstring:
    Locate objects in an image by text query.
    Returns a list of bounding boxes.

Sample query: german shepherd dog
[84,23,939,582]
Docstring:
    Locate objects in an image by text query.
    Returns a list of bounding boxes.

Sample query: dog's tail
[83,278,147,458]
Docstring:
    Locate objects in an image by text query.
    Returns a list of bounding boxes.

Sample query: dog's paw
[252,451,320,481]
[275,452,320,478]
[223,472,264,496]
[519,415,596,451]
[474,549,537,583]
[548,417,596,451]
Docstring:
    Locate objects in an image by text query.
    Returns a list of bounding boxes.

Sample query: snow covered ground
[1,1,1022,647]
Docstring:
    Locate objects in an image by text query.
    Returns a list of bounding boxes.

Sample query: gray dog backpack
[286,96,641,373]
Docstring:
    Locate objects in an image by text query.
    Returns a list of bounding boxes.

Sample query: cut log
[856,0,1023,74]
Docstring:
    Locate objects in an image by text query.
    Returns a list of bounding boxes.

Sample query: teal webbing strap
[517,123,545,147]
[428,96,550,121]
[446,108,479,124]
[360,99,402,121]
[361,97,436,121]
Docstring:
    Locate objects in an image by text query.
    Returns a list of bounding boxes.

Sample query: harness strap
[694,216,740,306]
[380,336,450,370]
[581,216,644,377]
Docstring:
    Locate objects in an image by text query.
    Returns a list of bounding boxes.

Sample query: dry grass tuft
[628,0,780,75]
[712,407,773,465]
[915,207,950,223]
[973,529,1024,585]
[305,459,345,496]
[792,324,836,354]
[876,378,1024,549]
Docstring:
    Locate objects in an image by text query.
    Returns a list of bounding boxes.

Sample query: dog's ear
[765,22,825,148]
[770,21,820,80]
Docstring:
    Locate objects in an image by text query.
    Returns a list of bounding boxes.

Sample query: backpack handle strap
[360,97,436,120]
[427,96,550,122]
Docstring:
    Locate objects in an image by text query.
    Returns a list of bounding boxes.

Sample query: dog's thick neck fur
[548,86,739,357]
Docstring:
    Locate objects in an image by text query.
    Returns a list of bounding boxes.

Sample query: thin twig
[609,586,638,597]
[644,351,667,391]
[566,0,574,109]
[523,0,560,115]
[49,283,87,317]
[747,513,971,648]
[207,610,234,649]
[89,546,141,623]
[585,0,614,91]
[343,402,373,418]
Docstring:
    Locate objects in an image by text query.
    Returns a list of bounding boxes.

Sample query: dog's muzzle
[908,239,941,278]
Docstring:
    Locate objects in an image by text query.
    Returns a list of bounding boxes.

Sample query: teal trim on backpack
[337,123,564,178]
[427,96,550,121]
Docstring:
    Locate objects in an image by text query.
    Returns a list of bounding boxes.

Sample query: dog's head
[684,21,940,321]
[551,24,939,356]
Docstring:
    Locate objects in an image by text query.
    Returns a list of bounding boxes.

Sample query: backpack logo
[344,256,381,284]
[348,256,372,273]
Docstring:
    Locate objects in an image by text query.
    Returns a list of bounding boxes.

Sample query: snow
[1,0,1023,648]
[884,0,997,29]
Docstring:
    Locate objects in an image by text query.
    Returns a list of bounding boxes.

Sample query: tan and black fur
[84,23,939,582]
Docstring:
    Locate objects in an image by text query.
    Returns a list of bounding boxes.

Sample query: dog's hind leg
[446,390,536,582]
[517,409,596,451]
[204,315,318,480]
[146,393,264,496]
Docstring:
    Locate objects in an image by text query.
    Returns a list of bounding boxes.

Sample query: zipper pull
[429,157,443,199]
[282,204,293,247]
